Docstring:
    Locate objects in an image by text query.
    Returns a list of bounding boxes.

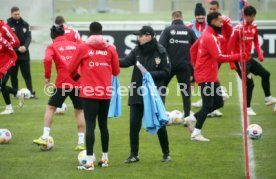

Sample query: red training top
[190,26,242,83]
[43,36,79,88]
[0,37,17,77]
[0,20,20,48]
[69,35,120,100]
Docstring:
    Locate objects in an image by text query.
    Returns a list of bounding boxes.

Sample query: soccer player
[186,12,248,141]
[208,0,233,42]
[69,22,120,170]
[33,25,85,151]
[0,20,22,114]
[192,0,232,117]
[187,3,207,38]
[0,19,19,48]
[54,16,82,44]
[0,37,18,115]
[120,26,171,163]
[228,5,276,115]
[159,10,197,118]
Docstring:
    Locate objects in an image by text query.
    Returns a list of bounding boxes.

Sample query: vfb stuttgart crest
[155,57,161,67]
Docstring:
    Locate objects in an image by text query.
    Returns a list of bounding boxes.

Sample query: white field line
[236,74,256,179]
[0,101,262,109]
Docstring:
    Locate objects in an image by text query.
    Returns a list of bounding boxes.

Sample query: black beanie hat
[195,3,206,16]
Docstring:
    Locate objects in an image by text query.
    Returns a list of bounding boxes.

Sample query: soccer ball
[0,129,12,144]
[247,124,263,140]
[165,111,173,125]
[39,136,54,151]
[78,150,96,165]
[19,88,31,99]
[55,103,67,115]
[170,110,183,124]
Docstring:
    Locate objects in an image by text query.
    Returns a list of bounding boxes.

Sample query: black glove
[72,74,80,81]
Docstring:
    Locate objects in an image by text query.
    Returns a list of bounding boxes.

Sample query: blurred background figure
[187,3,207,38]
[7,6,37,99]
[54,16,83,44]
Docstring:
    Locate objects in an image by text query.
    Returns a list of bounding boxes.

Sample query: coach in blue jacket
[120,25,171,163]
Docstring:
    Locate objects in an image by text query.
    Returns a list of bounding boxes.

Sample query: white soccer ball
[0,129,12,144]
[170,110,183,124]
[247,124,263,140]
[19,88,31,99]
[78,150,96,165]
[39,136,54,151]
[55,103,67,115]
[165,111,173,125]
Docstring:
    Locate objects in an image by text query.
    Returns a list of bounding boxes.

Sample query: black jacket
[7,17,31,60]
[120,39,171,105]
[159,19,197,69]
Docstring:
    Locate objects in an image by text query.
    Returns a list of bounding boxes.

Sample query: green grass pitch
[0,59,276,178]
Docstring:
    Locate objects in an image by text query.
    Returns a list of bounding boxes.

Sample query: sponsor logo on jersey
[243,36,254,41]
[176,31,188,35]
[96,50,108,55]
[88,50,94,56]
[58,46,64,51]
[89,61,109,67]
[170,29,176,35]
[170,30,188,36]
[169,38,189,44]
[60,55,72,60]
[65,46,77,50]
[65,29,71,34]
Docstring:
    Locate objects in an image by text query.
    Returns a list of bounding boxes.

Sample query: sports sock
[265,96,272,101]
[102,152,108,161]
[86,155,94,164]
[42,127,50,139]
[6,104,13,110]
[16,91,22,98]
[192,128,201,136]
[78,132,85,144]
[190,115,196,122]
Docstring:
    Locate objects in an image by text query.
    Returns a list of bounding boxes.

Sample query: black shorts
[48,88,82,109]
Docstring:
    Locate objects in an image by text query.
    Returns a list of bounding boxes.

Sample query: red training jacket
[221,15,233,42]
[0,37,17,77]
[0,20,20,48]
[190,27,242,83]
[228,22,263,61]
[187,21,207,33]
[227,22,263,69]
[43,36,79,88]
[68,35,120,100]
[64,25,83,44]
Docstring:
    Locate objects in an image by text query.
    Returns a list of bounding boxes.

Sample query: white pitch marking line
[236,74,256,179]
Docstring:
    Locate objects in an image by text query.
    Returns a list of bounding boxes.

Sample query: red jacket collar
[195,21,207,32]
[206,26,218,35]
[53,36,67,42]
